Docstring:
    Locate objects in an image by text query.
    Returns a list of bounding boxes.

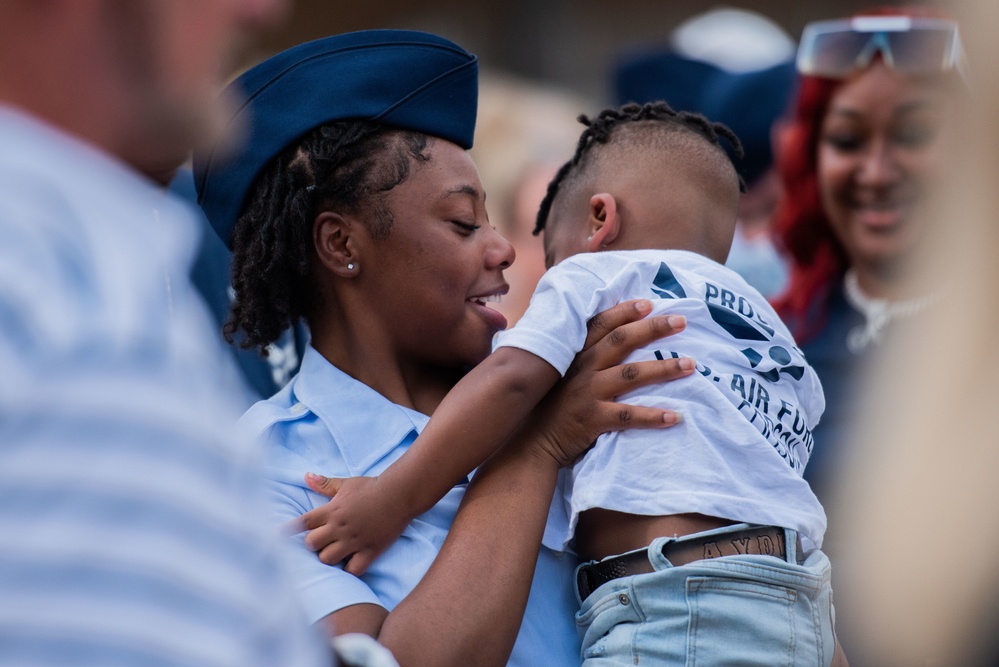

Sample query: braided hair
[225,120,430,353]
[534,101,744,235]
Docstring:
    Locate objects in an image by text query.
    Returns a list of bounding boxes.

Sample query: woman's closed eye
[822,131,865,152]
[451,220,481,234]
[893,123,938,149]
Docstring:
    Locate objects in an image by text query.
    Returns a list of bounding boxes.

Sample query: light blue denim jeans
[575,524,837,666]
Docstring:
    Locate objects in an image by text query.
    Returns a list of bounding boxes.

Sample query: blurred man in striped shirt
[0,2,334,665]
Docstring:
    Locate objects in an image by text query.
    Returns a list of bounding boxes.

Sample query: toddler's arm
[297,347,561,574]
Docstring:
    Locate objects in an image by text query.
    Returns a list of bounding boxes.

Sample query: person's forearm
[381,348,559,519]
[378,435,558,667]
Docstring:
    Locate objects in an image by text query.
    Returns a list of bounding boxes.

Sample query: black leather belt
[576,525,799,602]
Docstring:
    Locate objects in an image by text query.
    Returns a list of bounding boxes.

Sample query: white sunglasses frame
[796,16,968,81]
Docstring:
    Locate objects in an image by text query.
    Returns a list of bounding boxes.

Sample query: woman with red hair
[773,6,966,507]
[774,11,966,658]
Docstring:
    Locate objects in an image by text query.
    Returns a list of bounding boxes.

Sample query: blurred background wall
[237,0,922,325]
[250,0,905,103]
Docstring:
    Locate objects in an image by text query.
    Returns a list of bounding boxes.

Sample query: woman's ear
[314,211,359,277]
[587,193,621,252]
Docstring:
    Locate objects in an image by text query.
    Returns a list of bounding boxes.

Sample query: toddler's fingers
[318,541,353,567]
[280,516,307,536]
[343,550,376,577]
[303,524,337,552]
[304,472,344,499]
[298,507,329,533]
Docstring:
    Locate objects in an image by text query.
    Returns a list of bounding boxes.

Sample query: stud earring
[347,263,354,270]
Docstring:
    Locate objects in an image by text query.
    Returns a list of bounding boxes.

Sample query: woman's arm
[311,300,694,666]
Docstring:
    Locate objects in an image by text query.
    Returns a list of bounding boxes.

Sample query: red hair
[772,4,953,341]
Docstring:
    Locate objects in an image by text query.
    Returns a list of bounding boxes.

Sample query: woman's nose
[858,141,902,187]
[487,228,516,270]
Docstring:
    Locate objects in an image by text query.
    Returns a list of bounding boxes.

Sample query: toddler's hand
[294,473,412,576]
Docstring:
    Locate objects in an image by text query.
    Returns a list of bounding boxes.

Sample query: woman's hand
[524,299,694,469]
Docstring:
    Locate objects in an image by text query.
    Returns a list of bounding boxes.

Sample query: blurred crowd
[0,1,994,666]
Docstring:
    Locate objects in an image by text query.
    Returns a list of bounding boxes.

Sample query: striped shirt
[0,105,329,667]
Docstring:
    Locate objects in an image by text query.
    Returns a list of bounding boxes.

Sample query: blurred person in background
[614,6,798,300]
[772,5,965,517]
[771,5,967,660]
[173,167,308,406]
[828,0,998,663]
[0,1,336,665]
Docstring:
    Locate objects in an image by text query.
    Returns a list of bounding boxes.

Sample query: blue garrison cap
[613,49,796,186]
[194,29,479,248]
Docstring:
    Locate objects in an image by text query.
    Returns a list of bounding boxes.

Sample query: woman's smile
[466,290,509,331]
[847,191,914,230]
[817,61,953,276]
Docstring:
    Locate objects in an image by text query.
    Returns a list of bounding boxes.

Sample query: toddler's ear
[587,193,620,252]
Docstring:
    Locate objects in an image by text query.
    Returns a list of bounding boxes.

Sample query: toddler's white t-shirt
[494,249,827,553]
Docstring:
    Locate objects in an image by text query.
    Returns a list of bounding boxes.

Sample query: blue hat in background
[613,49,796,186]
[194,29,479,248]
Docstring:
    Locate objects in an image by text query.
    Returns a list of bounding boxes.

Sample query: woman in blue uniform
[194,30,691,666]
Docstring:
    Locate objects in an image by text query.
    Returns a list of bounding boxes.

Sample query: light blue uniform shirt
[240,345,582,666]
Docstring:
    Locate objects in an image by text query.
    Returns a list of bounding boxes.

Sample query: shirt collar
[291,345,430,473]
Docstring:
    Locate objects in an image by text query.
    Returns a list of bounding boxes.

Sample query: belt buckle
[576,548,651,602]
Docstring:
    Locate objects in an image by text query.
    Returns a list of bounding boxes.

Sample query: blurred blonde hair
[471,69,590,235]
[471,69,592,324]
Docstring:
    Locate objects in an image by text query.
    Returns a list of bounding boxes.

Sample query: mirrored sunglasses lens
[806,31,872,77]
[886,29,956,74]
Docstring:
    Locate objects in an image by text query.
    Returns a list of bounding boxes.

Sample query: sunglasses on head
[796,16,968,80]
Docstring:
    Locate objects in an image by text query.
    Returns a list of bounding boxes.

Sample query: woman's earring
[347,263,355,270]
